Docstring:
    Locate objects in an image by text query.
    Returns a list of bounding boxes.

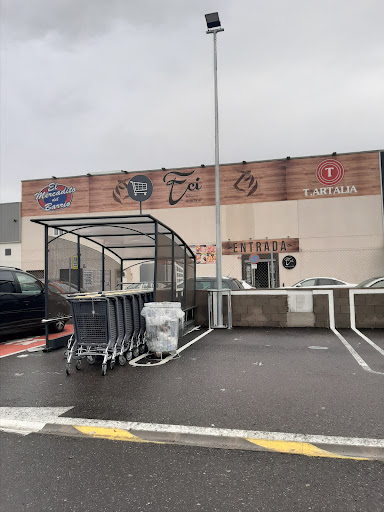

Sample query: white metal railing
[208,289,232,329]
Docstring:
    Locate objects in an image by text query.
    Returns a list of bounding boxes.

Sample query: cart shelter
[31,215,196,350]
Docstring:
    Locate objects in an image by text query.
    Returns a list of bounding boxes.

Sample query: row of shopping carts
[65,290,153,376]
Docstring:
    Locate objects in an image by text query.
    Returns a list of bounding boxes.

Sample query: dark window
[15,272,42,294]
[0,270,16,293]
[5,248,11,256]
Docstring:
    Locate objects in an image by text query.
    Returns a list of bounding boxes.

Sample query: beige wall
[0,243,21,268]
[20,191,384,286]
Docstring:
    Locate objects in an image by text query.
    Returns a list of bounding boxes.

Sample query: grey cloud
[2,0,204,42]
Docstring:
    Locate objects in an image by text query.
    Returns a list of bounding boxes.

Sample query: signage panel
[222,238,299,255]
[21,152,380,216]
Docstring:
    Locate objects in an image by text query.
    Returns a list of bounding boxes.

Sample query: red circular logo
[316,159,344,186]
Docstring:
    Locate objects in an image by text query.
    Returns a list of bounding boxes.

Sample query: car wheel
[51,315,66,333]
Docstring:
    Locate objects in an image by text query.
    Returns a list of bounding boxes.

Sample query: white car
[290,277,357,288]
[356,276,384,288]
[238,280,256,289]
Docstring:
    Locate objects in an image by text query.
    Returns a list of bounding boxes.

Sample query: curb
[2,418,383,461]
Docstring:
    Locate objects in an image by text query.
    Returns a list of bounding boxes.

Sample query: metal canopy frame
[31,214,196,350]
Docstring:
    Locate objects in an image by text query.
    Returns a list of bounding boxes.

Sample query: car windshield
[357,277,381,287]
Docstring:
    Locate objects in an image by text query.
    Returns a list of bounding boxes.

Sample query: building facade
[0,202,21,268]
[20,149,384,288]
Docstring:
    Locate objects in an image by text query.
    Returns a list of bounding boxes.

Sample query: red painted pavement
[0,325,73,358]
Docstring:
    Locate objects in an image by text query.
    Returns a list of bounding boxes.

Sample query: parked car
[290,277,357,288]
[0,266,70,336]
[355,276,384,288]
[195,276,247,290]
[239,280,256,289]
[46,280,87,296]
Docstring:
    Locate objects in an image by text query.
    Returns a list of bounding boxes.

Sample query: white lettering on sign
[303,185,358,197]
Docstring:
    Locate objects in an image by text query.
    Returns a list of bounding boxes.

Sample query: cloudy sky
[1,0,383,203]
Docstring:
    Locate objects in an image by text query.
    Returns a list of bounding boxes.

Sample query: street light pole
[205,13,224,328]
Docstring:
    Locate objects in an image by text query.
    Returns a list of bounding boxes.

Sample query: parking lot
[1,326,383,444]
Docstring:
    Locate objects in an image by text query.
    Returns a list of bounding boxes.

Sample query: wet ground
[1,327,383,439]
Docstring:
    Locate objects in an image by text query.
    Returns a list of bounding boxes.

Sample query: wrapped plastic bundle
[141,302,184,354]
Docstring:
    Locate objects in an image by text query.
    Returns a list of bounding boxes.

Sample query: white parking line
[349,289,384,357]
[129,329,213,367]
[314,290,384,376]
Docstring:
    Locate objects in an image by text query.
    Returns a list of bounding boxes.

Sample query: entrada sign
[34,182,76,211]
[222,238,299,255]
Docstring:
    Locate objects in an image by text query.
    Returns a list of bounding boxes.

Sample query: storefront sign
[282,255,297,269]
[163,170,202,205]
[34,182,76,212]
[127,175,153,202]
[190,244,216,264]
[233,169,258,196]
[22,152,380,216]
[303,159,357,197]
[316,159,344,186]
[222,238,299,255]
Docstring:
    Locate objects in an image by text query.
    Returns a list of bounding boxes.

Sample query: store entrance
[253,261,270,288]
[242,254,279,288]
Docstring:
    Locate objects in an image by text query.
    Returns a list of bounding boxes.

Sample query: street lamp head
[205,12,221,29]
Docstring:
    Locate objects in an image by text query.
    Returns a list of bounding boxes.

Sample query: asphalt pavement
[1,431,383,512]
[1,326,384,511]
[1,327,383,439]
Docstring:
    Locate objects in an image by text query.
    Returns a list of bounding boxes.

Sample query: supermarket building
[20,149,384,288]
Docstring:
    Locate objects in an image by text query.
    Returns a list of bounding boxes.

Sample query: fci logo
[316,159,344,186]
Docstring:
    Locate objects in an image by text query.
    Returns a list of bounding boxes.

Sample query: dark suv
[0,266,70,337]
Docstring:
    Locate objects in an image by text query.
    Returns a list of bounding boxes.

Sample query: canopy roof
[31,215,193,261]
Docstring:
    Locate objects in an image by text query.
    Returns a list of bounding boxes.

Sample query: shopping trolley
[131,181,148,196]
[104,291,136,365]
[119,293,135,362]
[66,293,119,376]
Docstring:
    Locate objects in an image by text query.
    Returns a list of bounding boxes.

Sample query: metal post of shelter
[183,244,187,310]
[171,233,175,301]
[154,221,158,302]
[102,246,105,290]
[77,235,81,292]
[44,224,49,347]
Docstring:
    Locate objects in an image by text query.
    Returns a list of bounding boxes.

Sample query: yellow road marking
[246,438,368,460]
[72,427,369,459]
[74,426,162,443]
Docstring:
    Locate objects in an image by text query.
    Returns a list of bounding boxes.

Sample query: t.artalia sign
[302,159,357,197]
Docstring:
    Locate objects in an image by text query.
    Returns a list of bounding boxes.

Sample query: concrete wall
[196,289,384,329]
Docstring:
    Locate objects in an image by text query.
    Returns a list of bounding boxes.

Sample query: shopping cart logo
[126,175,153,203]
[131,181,148,196]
